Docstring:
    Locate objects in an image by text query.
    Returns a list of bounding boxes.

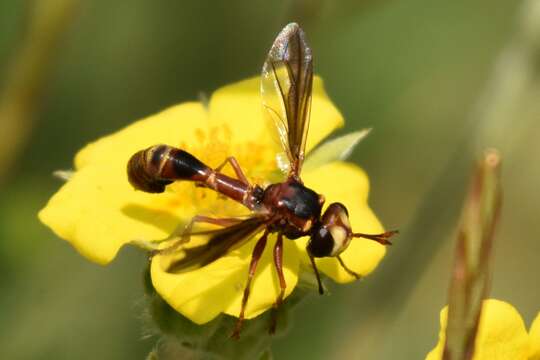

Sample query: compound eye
[307,226,334,258]
[307,224,352,258]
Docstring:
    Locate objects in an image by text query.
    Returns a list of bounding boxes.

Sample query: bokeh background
[1,0,539,359]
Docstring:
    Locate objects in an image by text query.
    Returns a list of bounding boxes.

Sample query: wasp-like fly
[127,23,396,339]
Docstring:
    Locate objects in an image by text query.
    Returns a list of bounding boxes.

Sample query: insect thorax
[263,180,322,239]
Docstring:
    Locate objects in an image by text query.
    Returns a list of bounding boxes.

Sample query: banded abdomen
[127,145,255,207]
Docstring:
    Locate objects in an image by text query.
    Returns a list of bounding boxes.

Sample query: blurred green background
[1,0,539,359]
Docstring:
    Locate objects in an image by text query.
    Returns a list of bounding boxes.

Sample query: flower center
[153,123,278,222]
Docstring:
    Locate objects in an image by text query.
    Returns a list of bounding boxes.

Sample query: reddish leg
[353,230,398,245]
[153,215,242,256]
[308,254,324,295]
[270,233,286,334]
[180,215,242,243]
[215,156,250,185]
[337,255,361,280]
[231,230,269,339]
[196,156,250,193]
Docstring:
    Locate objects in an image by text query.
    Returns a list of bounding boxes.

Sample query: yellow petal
[75,102,207,170]
[39,103,212,265]
[529,312,540,360]
[298,161,386,283]
[425,299,530,360]
[151,234,299,324]
[208,75,344,157]
[39,164,182,264]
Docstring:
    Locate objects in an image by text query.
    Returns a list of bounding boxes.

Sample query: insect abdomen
[127,145,210,193]
[158,146,209,181]
[127,145,256,207]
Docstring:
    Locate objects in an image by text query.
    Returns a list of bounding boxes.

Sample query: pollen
[158,124,254,218]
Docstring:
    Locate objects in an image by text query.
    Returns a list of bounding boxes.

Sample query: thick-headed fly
[127,23,397,339]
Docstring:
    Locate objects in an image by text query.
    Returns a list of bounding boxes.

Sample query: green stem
[443,150,502,360]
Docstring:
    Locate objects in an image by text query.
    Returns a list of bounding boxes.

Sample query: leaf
[302,129,371,172]
[145,278,311,360]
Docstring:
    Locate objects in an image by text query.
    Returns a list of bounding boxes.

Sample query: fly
[127,23,397,339]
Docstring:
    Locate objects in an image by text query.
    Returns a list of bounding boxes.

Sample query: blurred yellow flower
[530,313,540,360]
[38,76,387,324]
[426,299,540,360]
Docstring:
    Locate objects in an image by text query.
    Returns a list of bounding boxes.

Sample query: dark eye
[307,224,352,258]
[307,226,334,258]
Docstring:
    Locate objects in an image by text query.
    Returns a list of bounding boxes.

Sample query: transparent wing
[261,23,313,178]
[163,216,267,273]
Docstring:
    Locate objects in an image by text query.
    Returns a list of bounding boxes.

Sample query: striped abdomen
[127,145,254,207]
[127,145,209,193]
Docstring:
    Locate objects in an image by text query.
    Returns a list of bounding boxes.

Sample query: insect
[127,23,396,339]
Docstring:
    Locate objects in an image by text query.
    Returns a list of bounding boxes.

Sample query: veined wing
[261,23,313,178]
[164,216,267,273]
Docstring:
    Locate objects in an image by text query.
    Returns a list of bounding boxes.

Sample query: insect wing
[261,23,313,177]
[164,217,267,273]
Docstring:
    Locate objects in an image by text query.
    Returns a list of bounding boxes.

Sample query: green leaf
[303,129,371,171]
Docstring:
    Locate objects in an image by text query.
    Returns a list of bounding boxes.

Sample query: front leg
[308,254,324,295]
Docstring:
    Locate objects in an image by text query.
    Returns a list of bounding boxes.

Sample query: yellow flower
[39,76,386,324]
[426,299,540,360]
[530,312,540,360]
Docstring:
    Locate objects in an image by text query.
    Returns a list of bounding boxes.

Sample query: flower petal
[39,164,183,264]
[75,102,207,170]
[529,312,540,360]
[208,75,344,157]
[151,234,299,324]
[425,299,530,360]
[297,161,386,283]
[39,102,215,265]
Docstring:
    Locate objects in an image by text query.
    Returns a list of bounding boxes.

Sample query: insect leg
[214,156,250,185]
[231,230,269,340]
[153,215,243,256]
[352,230,398,245]
[337,255,361,280]
[308,254,324,295]
[180,215,243,243]
[269,233,286,334]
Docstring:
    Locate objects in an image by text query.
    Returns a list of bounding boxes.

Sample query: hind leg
[231,230,269,339]
[269,233,286,334]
